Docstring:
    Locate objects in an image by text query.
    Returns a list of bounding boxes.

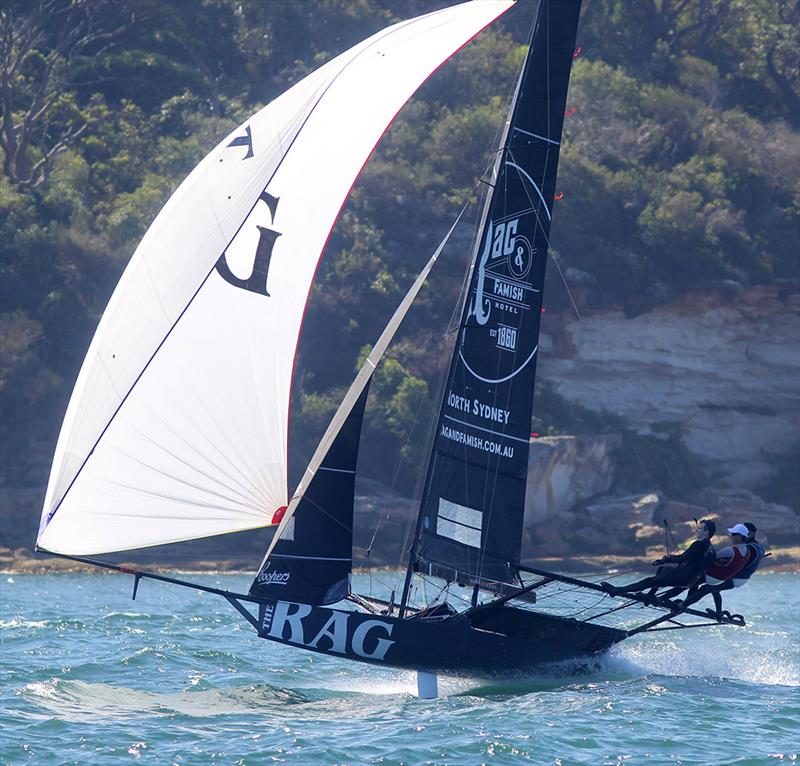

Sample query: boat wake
[19,630,797,722]
[442,635,800,697]
[615,635,800,687]
[20,678,310,721]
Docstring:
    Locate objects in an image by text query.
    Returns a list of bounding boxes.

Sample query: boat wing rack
[42,553,746,638]
[513,563,746,634]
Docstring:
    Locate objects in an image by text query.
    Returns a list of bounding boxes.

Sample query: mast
[400,0,582,615]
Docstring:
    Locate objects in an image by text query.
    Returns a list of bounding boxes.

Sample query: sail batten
[38,1,514,556]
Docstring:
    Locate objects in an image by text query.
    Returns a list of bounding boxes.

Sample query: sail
[36,1,514,556]
[412,0,583,586]
[249,386,370,605]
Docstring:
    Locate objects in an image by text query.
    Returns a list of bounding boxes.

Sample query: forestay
[37,0,513,556]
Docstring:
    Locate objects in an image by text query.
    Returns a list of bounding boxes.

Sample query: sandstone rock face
[584,491,663,524]
[695,487,800,546]
[660,500,712,528]
[525,434,622,523]
[583,492,666,554]
[526,490,667,557]
[538,285,800,487]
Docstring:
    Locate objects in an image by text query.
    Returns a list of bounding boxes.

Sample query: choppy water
[1,571,798,765]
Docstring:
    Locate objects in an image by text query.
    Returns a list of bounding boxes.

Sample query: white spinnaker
[37,1,513,555]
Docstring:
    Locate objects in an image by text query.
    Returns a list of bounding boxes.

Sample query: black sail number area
[461,162,544,383]
[215,191,281,297]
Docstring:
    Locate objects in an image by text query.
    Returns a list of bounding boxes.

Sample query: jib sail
[249,386,369,605]
[410,0,582,588]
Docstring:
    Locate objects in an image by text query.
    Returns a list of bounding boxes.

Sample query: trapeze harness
[732,541,765,588]
[705,544,748,586]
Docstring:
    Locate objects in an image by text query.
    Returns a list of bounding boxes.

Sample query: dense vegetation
[1,0,798,526]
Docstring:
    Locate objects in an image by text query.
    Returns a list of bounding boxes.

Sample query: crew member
[733,522,765,588]
[677,523,752,617]
[601,519,716,603]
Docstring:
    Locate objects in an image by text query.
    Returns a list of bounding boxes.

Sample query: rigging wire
[343,154,500,576]
[548,248,583,321]
[562,592,612,617]
[444,39,526,340]
[366,12,599,597]
[414,21,538,589]
[356,388,430,573]
[663,517,679,553]
[505,147,582,321]
[389,153,504,573]
[662,457,681,492]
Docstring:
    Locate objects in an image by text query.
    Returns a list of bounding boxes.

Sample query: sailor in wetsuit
[677,522,765,618]
[601,519,715,604]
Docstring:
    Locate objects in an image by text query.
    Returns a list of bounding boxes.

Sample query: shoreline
[3,546,798,575]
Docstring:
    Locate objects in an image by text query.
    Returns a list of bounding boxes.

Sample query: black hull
[255,598,627,675]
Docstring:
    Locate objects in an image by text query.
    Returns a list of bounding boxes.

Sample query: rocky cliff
[524,434,620,523]
[538,284,800,486]
[521,434,799,562]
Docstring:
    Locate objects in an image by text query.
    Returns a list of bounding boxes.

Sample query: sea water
[1,571,798,765]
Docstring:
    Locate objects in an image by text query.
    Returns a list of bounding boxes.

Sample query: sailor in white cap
[733,522,766,587]
[676,523,751,618]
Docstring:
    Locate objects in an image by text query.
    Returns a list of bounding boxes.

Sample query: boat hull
[255,599,627,675]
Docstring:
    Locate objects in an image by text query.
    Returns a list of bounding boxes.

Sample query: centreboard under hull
[253,598,627,675]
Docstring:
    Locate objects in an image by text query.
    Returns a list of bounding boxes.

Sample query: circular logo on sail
[461,159,547,384]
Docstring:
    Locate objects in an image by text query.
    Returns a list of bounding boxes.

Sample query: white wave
[612,631,800,687]
[20,678,307,721]
[0,618,48,629]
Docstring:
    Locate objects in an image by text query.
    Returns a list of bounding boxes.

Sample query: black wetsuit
[615,538,712,597]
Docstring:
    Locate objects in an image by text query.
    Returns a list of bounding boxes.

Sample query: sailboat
[36,0,744,696]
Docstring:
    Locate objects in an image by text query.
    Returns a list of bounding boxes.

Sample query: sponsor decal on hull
[260,601,396,661]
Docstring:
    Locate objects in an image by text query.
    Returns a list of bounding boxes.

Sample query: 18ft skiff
[36,0,744,695]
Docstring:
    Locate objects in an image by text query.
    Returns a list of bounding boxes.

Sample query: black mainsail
[407,0,583,591]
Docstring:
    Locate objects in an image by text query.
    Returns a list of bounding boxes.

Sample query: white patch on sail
[436,498,482,548]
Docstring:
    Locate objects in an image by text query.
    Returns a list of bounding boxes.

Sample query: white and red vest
[706,544,748,585]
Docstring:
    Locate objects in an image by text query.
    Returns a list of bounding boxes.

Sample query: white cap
[728,523,749,536]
